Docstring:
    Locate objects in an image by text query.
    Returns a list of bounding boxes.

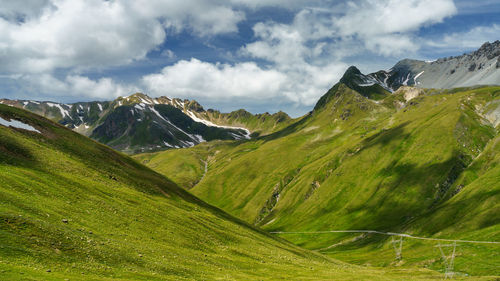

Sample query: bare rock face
[394,86,424,102]
[478,41,500,60]
[346,41,500,92]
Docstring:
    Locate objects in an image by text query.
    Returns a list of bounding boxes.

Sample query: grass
[0,104,450,280]
[136,84,500,278]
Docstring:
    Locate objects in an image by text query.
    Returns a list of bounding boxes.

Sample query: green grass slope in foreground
[136,85,500,277]
[0,104,446,280]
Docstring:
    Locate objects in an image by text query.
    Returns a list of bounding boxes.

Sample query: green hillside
[136,84,500,277]
[192,107,296,137]
[0,104,447,280]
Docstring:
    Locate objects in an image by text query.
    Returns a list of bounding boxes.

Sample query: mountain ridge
[0,93,292,153]
[341,41,500,93]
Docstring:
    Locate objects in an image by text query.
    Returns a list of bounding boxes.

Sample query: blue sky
[0,0,499,116]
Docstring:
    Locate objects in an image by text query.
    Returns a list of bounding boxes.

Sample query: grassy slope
[134,145,214,189]
[0,104,445,280]
[136,85,500,277]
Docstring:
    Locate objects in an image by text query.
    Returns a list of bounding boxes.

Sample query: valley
[135,82,500,277]
[0,104,449,280]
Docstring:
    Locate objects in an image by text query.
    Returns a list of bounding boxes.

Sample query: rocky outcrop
[342,41,500,92]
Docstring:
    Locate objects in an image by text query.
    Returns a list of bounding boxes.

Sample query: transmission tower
[391,236,403,260]
[436,241,457,279]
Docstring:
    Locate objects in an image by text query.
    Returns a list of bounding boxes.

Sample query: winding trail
[270,230,500,245]
[200,158,208,182]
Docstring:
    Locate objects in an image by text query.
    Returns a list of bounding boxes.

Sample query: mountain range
[3,41,499,155]
[0,93,292,154]
[348,40,500,93]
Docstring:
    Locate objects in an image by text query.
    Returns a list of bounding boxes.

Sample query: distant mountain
[345,41,500,91]
[185,102,294,137]
[0,93,264,153]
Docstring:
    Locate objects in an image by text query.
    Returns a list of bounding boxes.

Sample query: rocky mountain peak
[474,40,500,60]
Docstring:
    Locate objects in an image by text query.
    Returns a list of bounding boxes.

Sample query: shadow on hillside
[359,122,411,151]
[343,150,468,233]
[0,130,37,166]
[259,113,313,143]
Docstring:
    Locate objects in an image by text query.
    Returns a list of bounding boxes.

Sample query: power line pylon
[436,241,457,279]
[391,236,403,260]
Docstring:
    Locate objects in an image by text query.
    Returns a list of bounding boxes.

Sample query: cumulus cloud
[0,0,165,74]
[0,0,52,21]
[142,58,347,108]
[143,59,287,100]
[16,74,137,100]
[334,0,457,55]
[425,24,500,51]
[335,0,457,36]
[131,0,245,36]
[0,0,247,74]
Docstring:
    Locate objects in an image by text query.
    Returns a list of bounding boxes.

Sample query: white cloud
[229,0,314,9]
[142,57,347,109]
[426,24,500,51]
[333,0,457,55]
[335,0,457,36]
[143,58,287,100]
[0,0,247,74]
[130,0,245,36]
[16,74,137,99]
[0,0,52,20]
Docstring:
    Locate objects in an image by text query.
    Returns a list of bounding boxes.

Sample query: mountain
[187,106,294,137]
[0,104,445,280]
[135,82,500,276]
[0,93,268,154]
[345,40,500,92]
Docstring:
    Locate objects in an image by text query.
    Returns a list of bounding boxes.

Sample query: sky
[0,0,499,117]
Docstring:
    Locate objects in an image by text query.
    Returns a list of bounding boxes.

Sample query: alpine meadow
[1,1,499,280]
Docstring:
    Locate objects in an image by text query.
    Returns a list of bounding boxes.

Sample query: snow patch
[402,73,411,86]
[193,134,206,143]
[413,71,424,85]
[0,116,40,133]
[46,102,70,118]
[150,106,200,143]
[186,111,251,139]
